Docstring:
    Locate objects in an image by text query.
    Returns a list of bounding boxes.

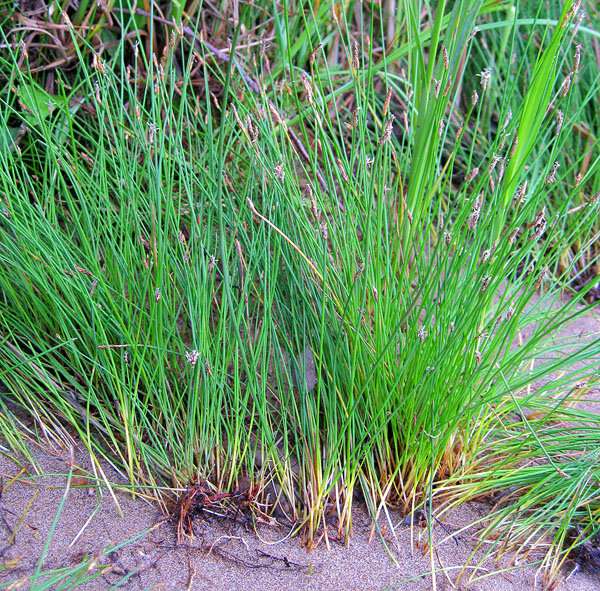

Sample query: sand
[1,302,598,590]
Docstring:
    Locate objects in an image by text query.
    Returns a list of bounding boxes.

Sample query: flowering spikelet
[378,114,395,146]
[94,80,102,104]
[186,350,200,366]
[488,153,501,175]
[479,67,492,92]
[20,39,28,60]
[465,167,479,183]
[555,109,564,136]
[529,207,547,240]
[353,41,360,71]
[480,275,491,292]
[274,162,284,182]
[497,158,505,185]
[503,109,512,129]
[574,172,583,187]
[147,122,157,144]
[545,161,560,184]
[474,350,482,364]
[574,44,583,73]
[561,72,573,97]
[155,288,161,302]
[336,158,349,182]
[510,135,519,157]
[309,43,323,67]
[442,45,449,70]
[535,267,547,290]
[438,118,446,138]
[455,121,464,143]
[320,221,328,240]
[383,87,392,117]
[574,10,584,34]
[304,184,318,219]
[444,76,452,97]
[468,196,481,231]
[207,254,218,272]
[471,89,479,107]
[402,110,409,133]
[591,191,600,205]
[449,321,455,333]
[300,73,313,104]
[515,180,528,203]
[434,79,441,99]
[504,306,515,321]
[508,227,519,245]
[481,249,490,263]
[444,231,452,246]
[418,326,426,342]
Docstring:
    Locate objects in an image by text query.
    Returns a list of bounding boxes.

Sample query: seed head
[574,172,583,187]
[442,45,449,70]
[545,161,560,185]
[402,110,409,134]
[515,180,528,203]
[207,254,218,272]
[434,79,441,99]
[300,73,313,104]
[510,135,519,157]
[444,76,452,97]
[555,109,564,137]
[468,210,480,231]
[497,158,505,185]
[535,267,547,290]
[353,41,360,71]
[574,44,583,73]
[480,275,491,292]
[504,306,514,321]
[383,87,392,117]
[444,231,452,247]
[418,326,426,342]
[186,350,200,366]
[378,114,395,146]
[455,121,464,143]
[503,109,512,129]
[561,72,573,98]
[19,39,28,60]
[508,227,519,245]
[488,153,501,175]
[336,158,349,182]
[481,249,490,263]
[471,89,479,107]
[474,350,482,364]
[465,167,480,183]
[438,118,446,138]
[309,43,323,67]
[274,162,285,182]
[320,221,328,240]
[479,67,492,92]
[155,288,161,302]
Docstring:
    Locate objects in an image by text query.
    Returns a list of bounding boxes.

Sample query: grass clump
[0,0,599,586]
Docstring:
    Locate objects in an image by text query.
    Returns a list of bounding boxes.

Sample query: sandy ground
[0,302,598,590]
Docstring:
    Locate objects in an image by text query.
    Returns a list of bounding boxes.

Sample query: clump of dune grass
[0,0,599,587]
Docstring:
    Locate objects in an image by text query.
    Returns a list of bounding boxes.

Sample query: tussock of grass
[0,0,599,586]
